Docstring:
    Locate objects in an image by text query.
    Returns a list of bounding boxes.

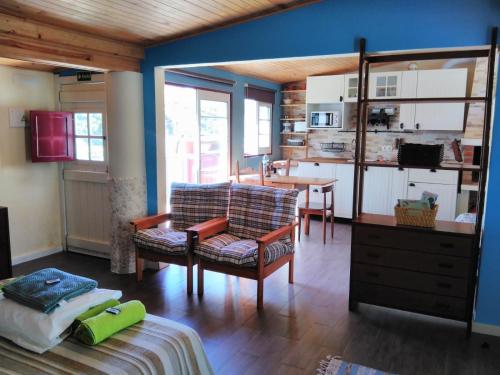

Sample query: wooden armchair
[188,183,298,309]
[131,182,230,295]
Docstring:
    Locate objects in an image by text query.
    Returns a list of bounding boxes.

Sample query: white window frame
[244,99,273,156]
[74,111,108,164]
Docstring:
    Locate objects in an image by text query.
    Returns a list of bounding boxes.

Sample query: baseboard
[12,247,63,265]
[472,322,500,337]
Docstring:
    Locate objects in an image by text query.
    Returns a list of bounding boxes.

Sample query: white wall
[0,66,62,263]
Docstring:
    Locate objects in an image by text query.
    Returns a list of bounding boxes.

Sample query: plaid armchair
[188,183,298,309]
[131,182,230,295]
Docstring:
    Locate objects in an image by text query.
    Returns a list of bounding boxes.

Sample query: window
[74,112,106,162]
[244,99,272,156]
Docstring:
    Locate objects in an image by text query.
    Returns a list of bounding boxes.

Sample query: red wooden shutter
[30,111,75,162]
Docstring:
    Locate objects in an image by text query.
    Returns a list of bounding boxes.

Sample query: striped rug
[317,356,396,375]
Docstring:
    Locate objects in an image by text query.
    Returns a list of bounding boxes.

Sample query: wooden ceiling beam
[0,12,143,72]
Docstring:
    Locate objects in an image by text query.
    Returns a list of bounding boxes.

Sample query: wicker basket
[394,204,439,228]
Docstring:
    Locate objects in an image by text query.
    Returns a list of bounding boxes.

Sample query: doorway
[164,84,230,206]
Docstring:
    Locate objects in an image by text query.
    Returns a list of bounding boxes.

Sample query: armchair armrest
[186,217,228,242]
[256,222,297,247]
[130,213,171,232]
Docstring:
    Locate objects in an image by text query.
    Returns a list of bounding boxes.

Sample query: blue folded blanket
[3,268,97,313]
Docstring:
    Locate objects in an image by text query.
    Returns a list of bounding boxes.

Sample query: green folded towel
[72,299,121,329]
[74,300,146,345]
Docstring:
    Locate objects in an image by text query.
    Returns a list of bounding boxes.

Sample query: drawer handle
[439,243,455,249]
[438,262,454,269]
[314,162,320,166]
[366,271,379,278]
[313,189,319,193]
[366,252,380,259]
[430,169,437,173]
[435,302,450,310]
[436,282,452,289]
[367,234,381,240]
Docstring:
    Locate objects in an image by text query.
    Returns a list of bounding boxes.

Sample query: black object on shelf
[397,143,444,167]
[0,207,12,279]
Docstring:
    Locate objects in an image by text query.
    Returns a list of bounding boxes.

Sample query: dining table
[230,173,337,235]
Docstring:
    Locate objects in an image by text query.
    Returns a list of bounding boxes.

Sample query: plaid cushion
[195,233,294,267]
[227,184,298,240]
[133,228,187,255]
[170,182,230,231]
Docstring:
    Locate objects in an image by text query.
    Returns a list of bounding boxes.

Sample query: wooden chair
[298,184,334,244]
[131,182,231,295]
[188,183,298,309]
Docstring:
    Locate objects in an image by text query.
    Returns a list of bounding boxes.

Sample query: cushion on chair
[195,233,294,267]
[170,182,231,231]
[227,184,298,240]
[133,228,188,255]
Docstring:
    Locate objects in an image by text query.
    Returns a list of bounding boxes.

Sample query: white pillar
[106,72,147,274]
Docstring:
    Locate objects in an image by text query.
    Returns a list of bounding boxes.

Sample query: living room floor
[14,221,500,375]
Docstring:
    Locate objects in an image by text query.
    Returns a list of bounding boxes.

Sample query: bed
[0,314,214,375]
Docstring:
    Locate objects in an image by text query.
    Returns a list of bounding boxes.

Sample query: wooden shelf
[280,145,307,149]
[281,89,306,93]
[280,103,305,107]
[280,118,306,121]
[280,131,308,135]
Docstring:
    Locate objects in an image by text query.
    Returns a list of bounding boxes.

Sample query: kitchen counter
[361,160,480,171]
[273,157,353,168]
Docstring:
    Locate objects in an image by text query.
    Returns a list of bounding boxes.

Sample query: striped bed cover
[0,314,214,375]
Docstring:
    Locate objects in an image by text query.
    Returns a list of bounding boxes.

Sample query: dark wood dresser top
[353,213,476,237]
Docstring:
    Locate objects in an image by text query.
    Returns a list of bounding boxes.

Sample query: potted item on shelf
[282,122,293,133]
[395,191,439,227]
[283,98,293,105]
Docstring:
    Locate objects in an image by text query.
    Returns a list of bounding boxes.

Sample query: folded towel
[74,300,146,345]
[72,299,121,329]
[3,268,97,313]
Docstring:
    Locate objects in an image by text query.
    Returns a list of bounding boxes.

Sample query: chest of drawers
[349,214,477,332]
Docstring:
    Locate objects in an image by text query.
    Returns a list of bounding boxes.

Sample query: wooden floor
[14,221,500,375]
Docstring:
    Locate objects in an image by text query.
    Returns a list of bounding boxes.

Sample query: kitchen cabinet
[297,161,336,205]
[398,71,418,130]
[397,68,467,131]
[344,74,359,102]
[334,164,355,218]
[389,167,410,209]
[414,69,467,131]
[306,75,345,103]
[362,166,393,215]
[407,169,459,221]
[368,72,402,99]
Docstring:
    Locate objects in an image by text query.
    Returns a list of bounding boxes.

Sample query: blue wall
[142,0,500,327]
[164,67,281,173]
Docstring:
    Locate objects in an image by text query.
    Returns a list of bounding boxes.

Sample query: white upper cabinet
[414,69,467,131]
[306,75,345,103]
[398,71,418,130]
[344,74,359,102]
[368,72,402,99]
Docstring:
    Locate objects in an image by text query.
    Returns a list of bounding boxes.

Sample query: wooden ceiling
[0,0,319,45]
[216,55,360,83]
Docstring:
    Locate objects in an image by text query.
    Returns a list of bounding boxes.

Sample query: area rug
[317,356,396,375]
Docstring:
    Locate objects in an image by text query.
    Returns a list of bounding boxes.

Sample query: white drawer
[297,162,336,178]
[408,169,458,185]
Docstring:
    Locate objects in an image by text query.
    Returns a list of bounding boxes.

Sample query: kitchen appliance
[368,107,396,129]
[294,121,307,132]
[398,143,444,166]
[310,111,341,128]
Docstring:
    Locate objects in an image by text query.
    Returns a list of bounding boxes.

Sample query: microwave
[310,111,342,128]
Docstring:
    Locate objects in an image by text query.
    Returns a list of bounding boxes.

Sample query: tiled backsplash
[307,127,463,161]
